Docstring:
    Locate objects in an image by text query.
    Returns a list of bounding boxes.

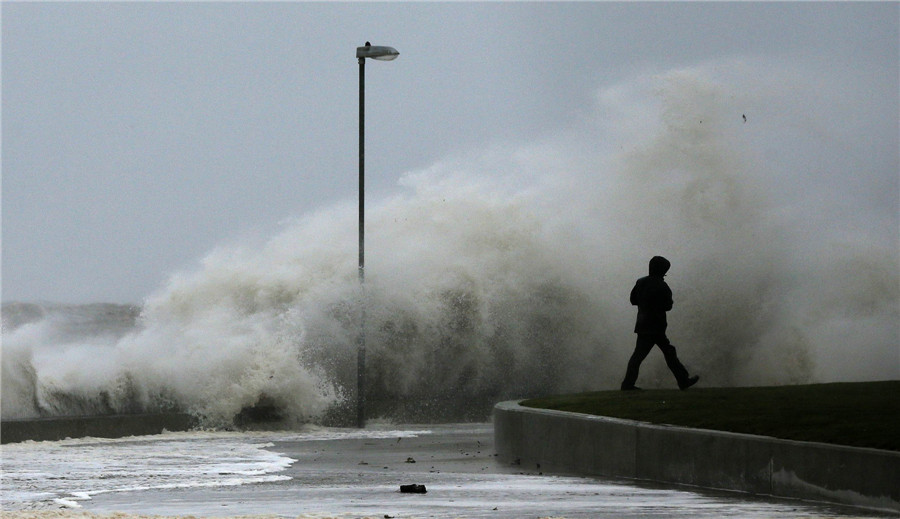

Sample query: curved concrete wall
[493,400,900,513]
[1,413,196,444]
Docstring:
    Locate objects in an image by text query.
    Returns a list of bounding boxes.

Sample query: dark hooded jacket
[630,256,673,334]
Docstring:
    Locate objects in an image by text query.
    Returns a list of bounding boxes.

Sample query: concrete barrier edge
[1,413,197,444]
[493,400,900,514]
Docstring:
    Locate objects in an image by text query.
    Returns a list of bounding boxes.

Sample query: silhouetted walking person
[621,256,699,391]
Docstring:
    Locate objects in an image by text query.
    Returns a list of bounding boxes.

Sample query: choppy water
[0,426,421,511]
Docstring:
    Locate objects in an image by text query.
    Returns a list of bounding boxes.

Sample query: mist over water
[3,62,897,425]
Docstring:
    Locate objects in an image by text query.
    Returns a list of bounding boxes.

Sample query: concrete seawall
[493,400,900,513]
[1,413,196,444]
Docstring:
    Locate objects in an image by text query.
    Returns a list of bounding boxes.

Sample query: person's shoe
[620,385,643,391]
[679,375,700,390]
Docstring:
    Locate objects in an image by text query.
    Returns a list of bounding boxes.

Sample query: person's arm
[662,283,673,311]
[630,279,643,306]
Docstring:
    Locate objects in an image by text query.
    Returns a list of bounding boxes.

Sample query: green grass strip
[521,381,900,451]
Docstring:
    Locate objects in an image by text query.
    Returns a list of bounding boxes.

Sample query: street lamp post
[356,42,398,428]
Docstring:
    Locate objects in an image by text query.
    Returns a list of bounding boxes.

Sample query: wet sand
[13,423,886,519]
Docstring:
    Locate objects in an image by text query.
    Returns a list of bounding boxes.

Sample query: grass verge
[521,381,900,451]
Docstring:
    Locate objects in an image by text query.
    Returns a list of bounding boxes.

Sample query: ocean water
[0,426,422,512]
[1,431,294,510]
[2,62,897,426]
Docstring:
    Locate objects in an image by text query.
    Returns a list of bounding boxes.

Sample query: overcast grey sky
[3,1,898,304]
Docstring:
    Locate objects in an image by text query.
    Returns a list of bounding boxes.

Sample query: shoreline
[5,424,878,518]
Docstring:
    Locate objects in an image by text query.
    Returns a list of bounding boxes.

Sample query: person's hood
[649,256,671,277]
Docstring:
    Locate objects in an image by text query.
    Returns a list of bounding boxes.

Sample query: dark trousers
[621,333,690,388]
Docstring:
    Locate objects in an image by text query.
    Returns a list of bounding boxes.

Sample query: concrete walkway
[493,400,900,514]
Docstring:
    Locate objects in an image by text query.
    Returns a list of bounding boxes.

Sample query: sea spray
[3,60,896,424]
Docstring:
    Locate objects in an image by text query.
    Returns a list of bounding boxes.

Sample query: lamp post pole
[355,43,398,429]
[357,51,366,430]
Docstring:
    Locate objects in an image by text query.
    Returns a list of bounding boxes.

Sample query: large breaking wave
[3,61,897,425]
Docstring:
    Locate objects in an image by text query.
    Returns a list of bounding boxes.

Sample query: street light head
[357,45,399,61]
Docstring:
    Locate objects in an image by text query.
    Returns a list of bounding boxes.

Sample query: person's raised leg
[657,336,698,389]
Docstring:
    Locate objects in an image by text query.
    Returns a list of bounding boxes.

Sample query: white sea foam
[2,58,897,424]
[0,513,334,519]
[0,432,290,511]
[0,427,430,511]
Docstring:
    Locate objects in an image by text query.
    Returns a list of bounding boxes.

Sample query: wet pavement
[84,423,889,518]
